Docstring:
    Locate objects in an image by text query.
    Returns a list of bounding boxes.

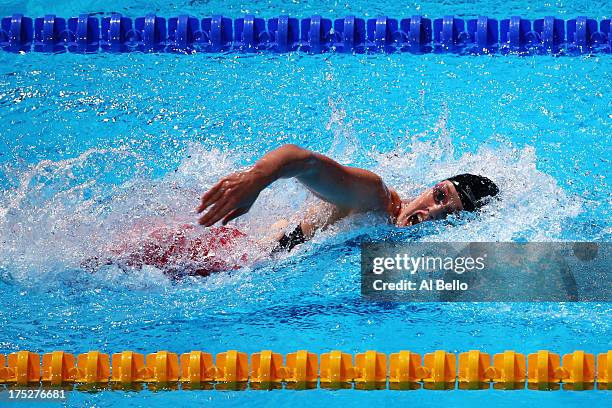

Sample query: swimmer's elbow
[277,143,311,157]
[257,144,317,181]
[281,144,321,173]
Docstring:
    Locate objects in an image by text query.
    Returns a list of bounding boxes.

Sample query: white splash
[0,111,582,286]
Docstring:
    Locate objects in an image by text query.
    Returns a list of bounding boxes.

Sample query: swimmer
[87,144,499,276]
[197,144,500,251]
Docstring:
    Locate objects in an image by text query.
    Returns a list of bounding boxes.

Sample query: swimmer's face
[396,181,464,227]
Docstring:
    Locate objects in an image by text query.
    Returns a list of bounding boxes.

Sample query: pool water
[0,1,611,407]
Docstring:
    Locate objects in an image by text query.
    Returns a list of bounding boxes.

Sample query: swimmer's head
[395,173,499,227]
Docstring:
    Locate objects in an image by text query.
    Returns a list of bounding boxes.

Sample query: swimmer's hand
[197,168,268,226]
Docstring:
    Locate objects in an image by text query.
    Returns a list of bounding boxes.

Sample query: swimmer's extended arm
[197,144,396,226]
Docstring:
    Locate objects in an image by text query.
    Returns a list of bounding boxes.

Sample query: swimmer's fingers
[197,200,224,226]
[196,181,224,213]
[221,207,250,225]
[198,199,235,227]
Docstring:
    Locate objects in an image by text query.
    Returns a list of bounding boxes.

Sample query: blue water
[0,1,611,407]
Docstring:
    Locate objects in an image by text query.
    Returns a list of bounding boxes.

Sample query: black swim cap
[446,174,499,212]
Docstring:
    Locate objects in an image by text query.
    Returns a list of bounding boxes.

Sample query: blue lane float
[301,15,332,53]
[134,14,167,52]
[33,15,65,52]
[268,15,299,52]
[333,16,366,53]
[67,14,99,53]
[201,15,233,52]
[235,15,267,52]
[1,13,33,52]
[1,13,611,54]
[100,13,133,52]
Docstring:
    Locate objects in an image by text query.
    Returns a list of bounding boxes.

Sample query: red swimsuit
[109,223,255,276]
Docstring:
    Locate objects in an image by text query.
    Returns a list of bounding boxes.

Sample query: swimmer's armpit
[269,218,290,241]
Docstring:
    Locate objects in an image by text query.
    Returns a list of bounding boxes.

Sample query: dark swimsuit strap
[273,224,306,253]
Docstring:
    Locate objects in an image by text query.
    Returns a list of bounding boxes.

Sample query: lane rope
[1,14,611,54]
[0,349,610,390]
